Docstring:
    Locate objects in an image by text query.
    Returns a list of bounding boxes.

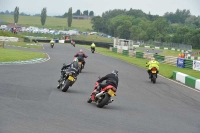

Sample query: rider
[57,59,79,88]
[74,49,88,69]
[146,57,159,78]
[50,39,54,44]
[91,42,96,51]
[95,70,119,93]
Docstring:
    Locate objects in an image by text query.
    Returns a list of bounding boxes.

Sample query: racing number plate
[108,89,115,97]
[152,71,156,73]
[68,76,74,81]
[78,62,82,65]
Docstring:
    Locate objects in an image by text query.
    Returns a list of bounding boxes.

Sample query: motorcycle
[50,43,54,48]
[91,47,95,53]
[71,41,75,47]
[87,77,117,108]
[78,61,83,73]
[57,67,77,92]
[150,67,158,83]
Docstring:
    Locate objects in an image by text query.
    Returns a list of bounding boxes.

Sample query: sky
[0,0,199,16]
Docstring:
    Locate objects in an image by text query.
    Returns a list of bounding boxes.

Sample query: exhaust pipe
[95,91,104,98]
[109,99,114,103]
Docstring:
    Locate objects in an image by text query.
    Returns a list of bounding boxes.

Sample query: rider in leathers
[95,70,119,93]
[146,57,159,78]
[74,49,88,68]
[57,60,79,88]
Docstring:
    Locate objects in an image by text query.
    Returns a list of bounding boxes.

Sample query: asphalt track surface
[0,44,200,133]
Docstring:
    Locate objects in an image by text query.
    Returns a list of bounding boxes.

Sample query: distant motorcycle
[50,43,54,48]
[91,47,95,53]
[57,67,77,92]
[71,41,75,47]
[87,77,117,108]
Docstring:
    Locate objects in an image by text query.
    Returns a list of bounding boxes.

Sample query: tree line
[58,9,94,18]
[91,9,200,48]
[10,7,85,28]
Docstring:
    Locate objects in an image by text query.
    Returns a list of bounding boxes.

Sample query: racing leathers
[74,52,87,68]
[96,73,119,92]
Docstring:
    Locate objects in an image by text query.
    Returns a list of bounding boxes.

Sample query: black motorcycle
[150,67,158,84]
[91,47,95,53]
[50,43,54,48]
[57,68,77,92]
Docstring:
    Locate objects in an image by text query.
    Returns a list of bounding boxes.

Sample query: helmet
[80,49,83,52]
[151,57,155,61]
[112,70,118,76]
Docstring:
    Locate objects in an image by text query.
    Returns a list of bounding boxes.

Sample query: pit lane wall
[172,71,200,91]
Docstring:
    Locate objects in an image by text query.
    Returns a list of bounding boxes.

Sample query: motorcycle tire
[79,68,82,73]
[87,98,92,103]
[61,80,70,92]
[96,93,110,108]
[152,74,156,84]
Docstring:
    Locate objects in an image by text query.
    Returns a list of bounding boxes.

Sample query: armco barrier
[122,50,129,56]
[173,71,200,90]
[112,48,117,53]
[184,59,193,69]
[136,52,144,58]
[154,54,165,62]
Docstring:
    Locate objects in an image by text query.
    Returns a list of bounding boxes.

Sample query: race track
[0,44,200,133]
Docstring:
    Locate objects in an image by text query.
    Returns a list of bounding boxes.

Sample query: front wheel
[79,66,82,73]
[87,98,92,103]
[61,80,70,92]
[96,93,110,108]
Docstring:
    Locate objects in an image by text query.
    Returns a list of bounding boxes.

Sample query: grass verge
[0,48,46,62]
[158,50,180,57]
[71,35,113,43]
[80,45,200,79]
[6,42,43,49]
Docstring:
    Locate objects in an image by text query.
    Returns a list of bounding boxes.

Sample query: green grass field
[72,35,113,43]
[80,45,200,79]
[158,50,180,57]
[6,42,43,49]
[0,48,46,62]
[0,14,92,31]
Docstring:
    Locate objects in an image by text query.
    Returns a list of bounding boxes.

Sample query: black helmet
[112,70,118,76]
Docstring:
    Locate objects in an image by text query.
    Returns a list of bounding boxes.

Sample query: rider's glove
[95,82,99,86]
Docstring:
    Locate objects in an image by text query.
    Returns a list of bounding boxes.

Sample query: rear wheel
[96,93,110,108]
[152,74,156,84]
[61,80,70,92]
